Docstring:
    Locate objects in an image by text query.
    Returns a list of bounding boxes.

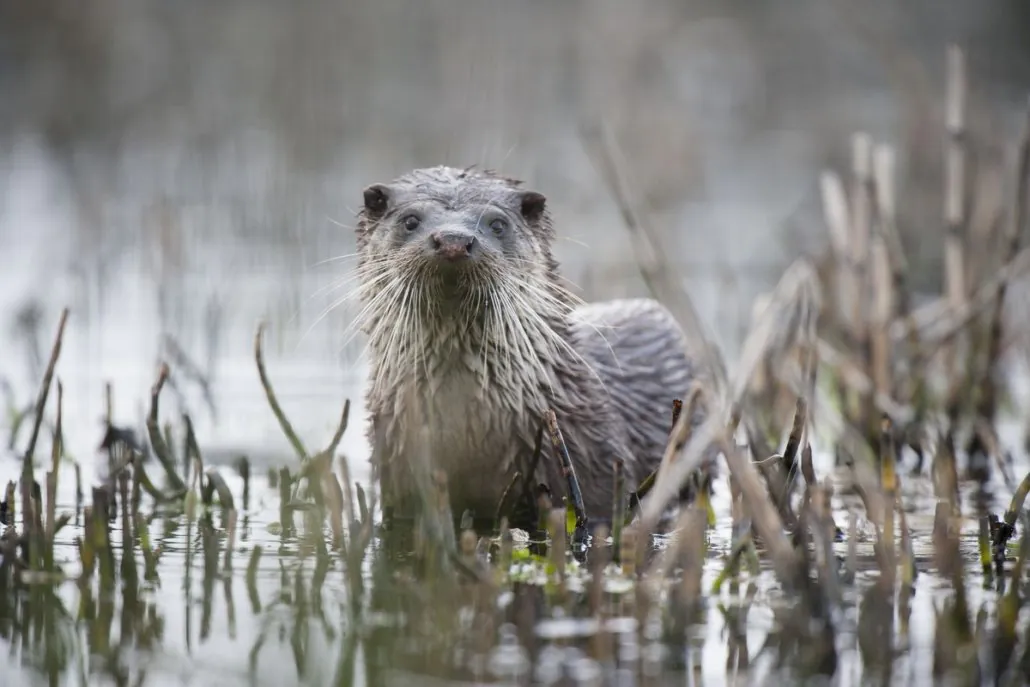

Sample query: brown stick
[942,44,970,424]
[976,97,1030,426]
[146,364,188,494]
[22,308,68,474]
[21,307,69,536]
[254,322,309,462]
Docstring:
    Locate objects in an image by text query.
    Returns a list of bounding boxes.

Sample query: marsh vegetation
[2,45,1030,687]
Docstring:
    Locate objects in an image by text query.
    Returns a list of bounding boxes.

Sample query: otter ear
[519,190,546,222]
[362,183,392,218]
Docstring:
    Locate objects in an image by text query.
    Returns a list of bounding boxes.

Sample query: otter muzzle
[430,230,477,262]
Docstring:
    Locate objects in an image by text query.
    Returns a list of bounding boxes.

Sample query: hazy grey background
[1,0,1029,475]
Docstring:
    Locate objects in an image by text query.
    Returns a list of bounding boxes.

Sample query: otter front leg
[367,413,411,529]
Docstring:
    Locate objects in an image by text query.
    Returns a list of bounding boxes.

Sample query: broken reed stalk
[523,417,546,500]
[819,168,851,318]
[807,483,842,614]
[45,381,63,551]
[711,469,758,594]
[145,364,188,496]
[755,392,807,532]
[993,470,1030,575]
[782,395,806,482]
[321,465,346,552]
[629,390,702,517]
[664,500,708,638]
[880,415,897,590]
[545,410,588,542]
[942,44,970,426]
[254,322,309,462]
[896,495,916,645]
[237,456,251,512]
[848,132,876,440]
[932,499,977,681]
[494,471,521,529]
[721,438,803,591]
[869,147,896,419]
[978,514,994,580]
[974,97,1030,436]
[327,399,351,458]
[134,513,159,581]
[639,259,820,554]
[994,515,1029,678]
[21,307,69,539]
[872,141,927,427]
[224,509,238,571]
[203,469,235,512]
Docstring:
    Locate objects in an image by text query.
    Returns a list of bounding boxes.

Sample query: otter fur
[353,165,699,525]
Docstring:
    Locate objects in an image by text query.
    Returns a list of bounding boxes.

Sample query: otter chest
[417,360,523,473]
[393,343,547,507]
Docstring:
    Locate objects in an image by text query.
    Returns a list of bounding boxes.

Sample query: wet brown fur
[353,165,699,524]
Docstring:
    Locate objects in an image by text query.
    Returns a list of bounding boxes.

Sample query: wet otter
[353,166,698,526]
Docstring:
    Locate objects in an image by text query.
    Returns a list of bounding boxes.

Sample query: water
[2,39,1029,681]
[1,181,1028,684]
[1,405,1026,686]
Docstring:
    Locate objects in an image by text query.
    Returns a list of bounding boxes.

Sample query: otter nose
[430,230,476,261]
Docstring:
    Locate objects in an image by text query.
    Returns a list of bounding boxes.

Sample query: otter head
[355,166,555,294]
[353,165,579,392]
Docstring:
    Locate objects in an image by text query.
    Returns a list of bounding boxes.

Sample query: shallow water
[1,136,1028,687]
[1,412,1026,687]
[1,252,1028,685]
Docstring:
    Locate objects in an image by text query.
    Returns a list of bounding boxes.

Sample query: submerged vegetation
[1,44,1030,686]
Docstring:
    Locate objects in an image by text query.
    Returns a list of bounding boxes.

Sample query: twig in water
[970,96,1030,462]
[545,410,588,545]
[21,308,69,537]
[254,322,309,462]
[494,471,522,529]
[880,415,897,589]
[145,364,188,496]
[325,398,350,458]
[629,388,703,519]
[721,438,804,592]
[203,469,235,512]
[512,417,547,529]
[992,470,1030,577]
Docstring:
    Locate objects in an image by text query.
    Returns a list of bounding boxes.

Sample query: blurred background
[1,0,1029,475]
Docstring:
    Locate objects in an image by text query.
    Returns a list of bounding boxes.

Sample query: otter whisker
[324,215,356,231]
[348,259,424,336]
[497,281,563,397]
[374,279,421,387]
[336,276,411,357]
[414,278,432,385]
[516,280,621,367]
[307,250,363,269]
[505,288,609,396]
[309,265,396,307]
[485,289,512,389]
[299,270,404,351]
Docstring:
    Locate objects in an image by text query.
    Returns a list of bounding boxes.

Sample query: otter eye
[489,218,508,236]
[402,215,421,232]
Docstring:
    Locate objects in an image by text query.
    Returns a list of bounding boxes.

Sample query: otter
[353,165,699,526]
